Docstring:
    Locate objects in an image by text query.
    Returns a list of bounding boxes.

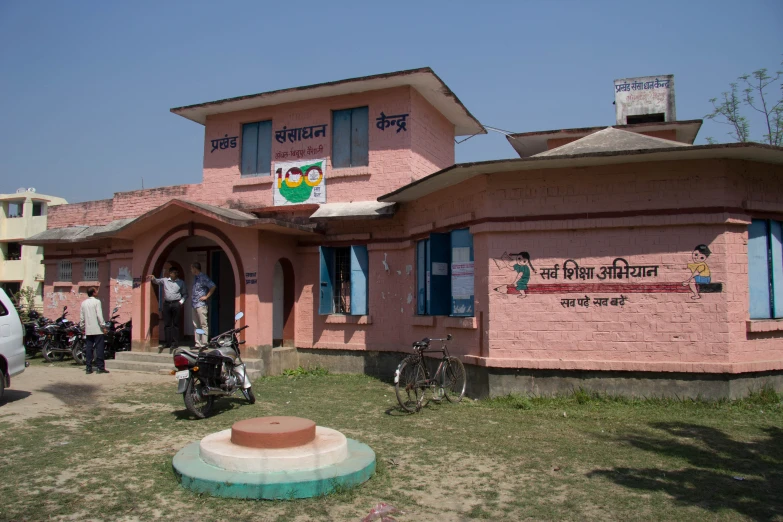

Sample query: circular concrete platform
[173,438,376,499]
[201,426,349,473]
[231,416,316,448]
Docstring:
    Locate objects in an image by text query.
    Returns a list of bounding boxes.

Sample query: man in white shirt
[80,287,109,374]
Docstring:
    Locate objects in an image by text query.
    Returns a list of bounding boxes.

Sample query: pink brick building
[25,68,783,398]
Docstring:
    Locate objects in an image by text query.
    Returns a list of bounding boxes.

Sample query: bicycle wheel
[395,356,426,413]
[442,356,466,403]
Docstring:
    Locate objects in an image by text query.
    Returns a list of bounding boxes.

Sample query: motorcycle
[171,311,255,419]
[69,323,88,365]
[41,306,75,363]
[104,308,132,359]
[72,307,132,364]
[23,310,49,358]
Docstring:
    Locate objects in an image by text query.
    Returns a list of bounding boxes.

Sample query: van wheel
[0,371,5,402]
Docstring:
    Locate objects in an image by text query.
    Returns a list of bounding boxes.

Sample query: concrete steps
[107,351,264,379]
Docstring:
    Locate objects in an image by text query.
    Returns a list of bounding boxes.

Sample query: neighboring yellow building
[0,190,67,306]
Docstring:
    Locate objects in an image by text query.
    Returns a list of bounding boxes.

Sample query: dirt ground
[1,365,172,424]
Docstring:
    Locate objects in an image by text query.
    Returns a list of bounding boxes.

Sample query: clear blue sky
[1,0,781,203]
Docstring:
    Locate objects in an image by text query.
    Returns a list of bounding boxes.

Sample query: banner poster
[451,246,474,300]
[274,158,326,205]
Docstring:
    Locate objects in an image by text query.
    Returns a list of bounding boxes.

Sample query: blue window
[332,107,369,168]
[241,120,272,176]
[416,229,474,316]
[748,219,783,319]
[319,245,368,315]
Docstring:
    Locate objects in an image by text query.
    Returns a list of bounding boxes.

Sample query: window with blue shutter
[332,107,369,168]
[416,229,474,316]
[350,246,369,315]
[319,247,334,315]
[319,245,369,316]
[416,239,428,315]
[748,219,783,319]
[772,221,783,318]
[428,233,451,315]
[241,120,272,176]
[450,229,475,316]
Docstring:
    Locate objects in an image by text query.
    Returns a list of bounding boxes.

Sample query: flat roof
[506,120,703,158]
[170,67,485,137]
[378,142,783,203]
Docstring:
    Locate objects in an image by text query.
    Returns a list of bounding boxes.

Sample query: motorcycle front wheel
[42,342,65,363]
[71,341,86,365]
[241,387,256,404]
[183,379,214,419]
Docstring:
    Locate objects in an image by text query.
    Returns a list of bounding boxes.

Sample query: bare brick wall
[47,199,113,228]
[111,184,201,220]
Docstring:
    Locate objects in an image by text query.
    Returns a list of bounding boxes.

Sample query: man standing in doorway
[147,267,187,353]
[190,262,216,350]
[80,287,109,374]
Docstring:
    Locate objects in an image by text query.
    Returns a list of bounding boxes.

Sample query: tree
[12,286,37,323]
[705,61,782,146]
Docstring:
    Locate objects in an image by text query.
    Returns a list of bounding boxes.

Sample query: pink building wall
[201,86,454,208]
[42,250,115,321]
[290,159,783,374]
[46,86,456,229]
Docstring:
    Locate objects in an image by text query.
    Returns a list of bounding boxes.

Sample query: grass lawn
[1,361,782,521]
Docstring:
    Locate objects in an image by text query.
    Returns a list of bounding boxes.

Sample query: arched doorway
[149,260,186,343]
[146,234,238,348]
[273,258,295,347]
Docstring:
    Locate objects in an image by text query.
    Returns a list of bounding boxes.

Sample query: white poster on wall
[451,247,474,299]
[432,262,448,276]
[273,158,327,206]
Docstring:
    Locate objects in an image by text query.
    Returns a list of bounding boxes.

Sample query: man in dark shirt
[147,267,188,352]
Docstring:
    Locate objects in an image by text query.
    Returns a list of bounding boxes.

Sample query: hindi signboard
[274,158,326,206]
[614,75,675,124]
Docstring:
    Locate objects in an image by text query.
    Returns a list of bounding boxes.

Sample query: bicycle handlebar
[413,334,453,348]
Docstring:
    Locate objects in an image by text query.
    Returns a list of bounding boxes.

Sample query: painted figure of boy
[683,244,711,299]
[498,251,537,298]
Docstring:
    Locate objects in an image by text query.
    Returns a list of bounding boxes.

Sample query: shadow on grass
[170,397,251,421]
[38,382,100,408]
[589,422,783,521]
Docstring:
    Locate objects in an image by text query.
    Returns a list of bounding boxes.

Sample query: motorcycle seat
[175,348,199,359]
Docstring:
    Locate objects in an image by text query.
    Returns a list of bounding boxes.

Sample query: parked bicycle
[394,334,466,412]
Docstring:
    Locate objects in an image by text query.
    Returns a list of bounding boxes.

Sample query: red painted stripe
[494,282,723,294]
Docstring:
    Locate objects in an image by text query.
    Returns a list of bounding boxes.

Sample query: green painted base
[172,438,376,499]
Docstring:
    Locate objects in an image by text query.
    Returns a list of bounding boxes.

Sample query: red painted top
[231,416,316,449]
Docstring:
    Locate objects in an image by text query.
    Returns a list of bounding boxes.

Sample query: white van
[0,288,25,401]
